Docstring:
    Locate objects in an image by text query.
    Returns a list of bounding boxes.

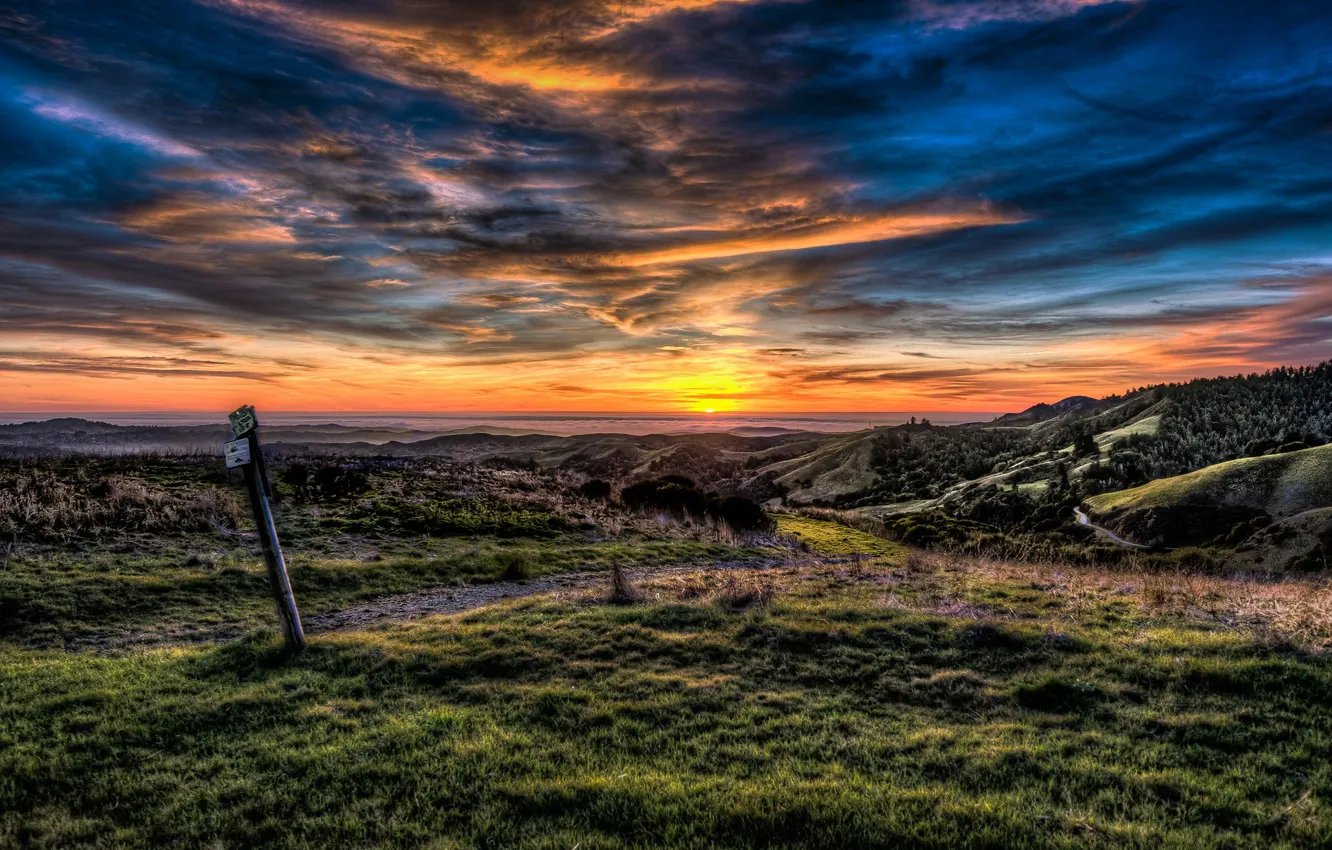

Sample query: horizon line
[0,409,1007,418]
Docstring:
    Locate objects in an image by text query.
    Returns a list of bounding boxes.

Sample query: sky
[1,0,1331,415]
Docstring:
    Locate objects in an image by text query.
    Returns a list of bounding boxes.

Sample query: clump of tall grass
[657,569,778,612]
[608,561,640,604]
[496,552,534,581]
[716,574,775,612]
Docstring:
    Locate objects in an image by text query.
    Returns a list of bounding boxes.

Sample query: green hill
[1085,442,1332,517]
[1082,443,1332,555]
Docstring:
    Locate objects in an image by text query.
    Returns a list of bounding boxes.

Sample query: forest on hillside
[1131,363,1332,477]
[827,363,1332,517]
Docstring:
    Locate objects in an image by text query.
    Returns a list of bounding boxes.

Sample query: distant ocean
[0,411,999,435]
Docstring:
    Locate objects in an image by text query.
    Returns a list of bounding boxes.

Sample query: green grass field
[3,516,1332,848]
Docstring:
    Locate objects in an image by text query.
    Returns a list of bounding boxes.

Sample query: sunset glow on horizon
[3,0,1331,415]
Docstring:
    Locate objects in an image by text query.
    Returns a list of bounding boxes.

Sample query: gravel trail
[307,557,798,633]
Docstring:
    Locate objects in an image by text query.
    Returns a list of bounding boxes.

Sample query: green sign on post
[229,405,257,438]
[226,405,305,654]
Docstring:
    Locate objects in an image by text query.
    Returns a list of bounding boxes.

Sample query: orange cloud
[615,208,1025,266]
[122,195,296,245]
[212,0,703,94]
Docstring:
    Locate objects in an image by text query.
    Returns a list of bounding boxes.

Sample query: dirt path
[308,556,798,633]
[1073,506,1147,549]
[60,556,812,651]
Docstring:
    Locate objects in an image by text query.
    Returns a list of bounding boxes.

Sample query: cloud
[908,0,1129,30]
[614,207,1024,266]
[1,0,1331,411]
[0,351,283,382]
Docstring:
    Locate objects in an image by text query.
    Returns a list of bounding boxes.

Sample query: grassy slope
[1094,414,1161,450]
[3,517,1332,847]
[1231,507,1332,571]
[759,432,880,505]
[1086,443,1332,517]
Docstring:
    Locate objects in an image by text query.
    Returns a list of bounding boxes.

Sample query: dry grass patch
[715,574,776,612]
[608,561,641,604]
[920,550,1332,650]
[634,568,787,612]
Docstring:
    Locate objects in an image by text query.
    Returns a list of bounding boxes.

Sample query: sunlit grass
[1086,442,1332,516]
[774,513,904,559]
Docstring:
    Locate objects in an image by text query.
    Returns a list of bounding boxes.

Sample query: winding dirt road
[1073,506,1146,549]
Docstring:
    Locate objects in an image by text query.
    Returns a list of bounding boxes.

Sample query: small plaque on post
[229,405,258,438]
[224,438,252,468]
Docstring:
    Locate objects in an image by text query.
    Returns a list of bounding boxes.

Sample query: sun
[704,408,715,414]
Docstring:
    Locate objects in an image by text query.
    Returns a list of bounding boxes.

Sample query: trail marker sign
[229,405,257,438]
[223,438,251,469]
[225,404,306,654]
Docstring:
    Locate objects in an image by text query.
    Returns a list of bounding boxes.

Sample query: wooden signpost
[227,405,306,654]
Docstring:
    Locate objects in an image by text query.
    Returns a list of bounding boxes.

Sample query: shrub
[279,462,370,502]
[622,478,771,532]
[621,477,708,518]
[575,479,612,501]
[706,495,772,532]
[0,470,245,540]
[278,463,311,500]
[497,552,534,581]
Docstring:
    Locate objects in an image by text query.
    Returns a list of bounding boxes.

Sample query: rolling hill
[986,395,1098,427]
[1083,443,1332,556]
[1085,442,1332,518]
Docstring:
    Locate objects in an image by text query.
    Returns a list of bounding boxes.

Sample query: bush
[621,477,707,518]
[279,462,370,502]
[622,478,771,532]
[706,495,772,532]
[575,479,612,501]
[0,470,245,540]
[496,552,534,581]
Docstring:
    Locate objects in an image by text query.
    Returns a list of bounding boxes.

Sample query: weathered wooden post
[225,405,306,654]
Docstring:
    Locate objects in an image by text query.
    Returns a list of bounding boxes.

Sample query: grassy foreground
[4,518,1332,848]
